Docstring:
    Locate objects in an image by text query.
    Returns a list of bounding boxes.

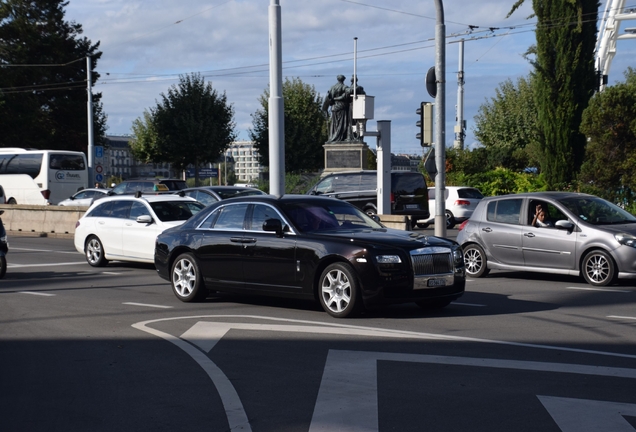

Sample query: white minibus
[0,148,88,205]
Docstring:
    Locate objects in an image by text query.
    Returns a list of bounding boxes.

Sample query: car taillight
[454,199,470,206]
[390,192,395,203]
[41,189,51,199]
[458,220,469,231]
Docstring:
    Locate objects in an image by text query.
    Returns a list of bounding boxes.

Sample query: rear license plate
[405,204,419,209]
[427,278,446,287]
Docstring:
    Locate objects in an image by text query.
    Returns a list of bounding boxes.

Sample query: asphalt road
[1,234,636,432]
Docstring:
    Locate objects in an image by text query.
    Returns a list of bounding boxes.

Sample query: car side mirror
[262,218,283,236]
[555,220,574,230]
[136,215,153,224]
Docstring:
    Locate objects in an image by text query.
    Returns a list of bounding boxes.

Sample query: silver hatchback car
[456,192,636,286]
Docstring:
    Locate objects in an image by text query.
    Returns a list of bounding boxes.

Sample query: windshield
[281,201,384,233]
[150,201,205,222]
[558,196,636,225]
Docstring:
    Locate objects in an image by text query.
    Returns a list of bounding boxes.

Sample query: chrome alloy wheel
[321,268,352,314]
[172,257,197,298]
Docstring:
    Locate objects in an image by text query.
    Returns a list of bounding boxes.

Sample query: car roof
[182,186,261,191]
[91,194,197,204]
[481,191,594,201]
[207,194,351,205]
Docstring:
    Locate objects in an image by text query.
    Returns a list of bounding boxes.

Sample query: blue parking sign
[95,146,103,159]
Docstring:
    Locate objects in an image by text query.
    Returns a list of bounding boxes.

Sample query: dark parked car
[155,195,465,317]
[178,186,266,206]
[306,170,430,227]
[457,191,636,286]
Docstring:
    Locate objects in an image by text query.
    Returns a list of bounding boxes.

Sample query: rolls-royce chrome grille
[410,248,453,276]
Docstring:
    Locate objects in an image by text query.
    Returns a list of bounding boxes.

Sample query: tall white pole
[86,56,94,189]
[454,39,465,150]
[268,0,285,196]
[434,0,446,238]
[353,37,358,99]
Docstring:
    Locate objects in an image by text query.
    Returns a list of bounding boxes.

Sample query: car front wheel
[582,249,616,286]
[318,263,362,318]
[171,252,208,302]
[463,244,489,278]
[85,236,108,267]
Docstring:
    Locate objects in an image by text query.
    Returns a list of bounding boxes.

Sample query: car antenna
[135,191,142,198]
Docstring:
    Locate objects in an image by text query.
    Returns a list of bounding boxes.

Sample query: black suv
[307,170,429,226]
[109,178,187,195]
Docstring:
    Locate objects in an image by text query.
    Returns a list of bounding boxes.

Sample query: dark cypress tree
[510,0,599,188]
[0,0,106,152]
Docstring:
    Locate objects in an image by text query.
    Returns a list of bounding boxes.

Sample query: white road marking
[311,350,636,432]
[18,291,55,296]
[123,302,172,309]
[452,302,486,307]
[566,287,631,293]
[608,315,636,321]
[132,315,636,432]
[8,262,87,268]
[11,247,79,254]
[539,396,636,432]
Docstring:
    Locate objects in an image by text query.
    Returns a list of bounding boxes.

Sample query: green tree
[473,76,541,170]
[509,0,599,189]
[130,110,160,162]
[134,73,236,184]
[579,68,636,207]
[249,77,328,174]
[0,0,106,152]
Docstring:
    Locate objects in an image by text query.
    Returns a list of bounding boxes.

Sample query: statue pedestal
[323,142,369,173]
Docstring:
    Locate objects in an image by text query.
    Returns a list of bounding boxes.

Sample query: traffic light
[416,102,433,146]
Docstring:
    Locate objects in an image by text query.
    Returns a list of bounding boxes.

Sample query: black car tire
[581,249,616,286]
[463,243,490,278]
[415,298,452,310]
[364,206,377,217]
[446,211,455,229]
[171,252,208,302]
[416,222,429,229]
[318,262,363,318]
[85,236,108,267]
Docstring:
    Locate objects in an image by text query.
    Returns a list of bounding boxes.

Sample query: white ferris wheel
[596,0,636,91]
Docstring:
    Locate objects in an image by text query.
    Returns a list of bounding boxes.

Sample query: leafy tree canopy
[579,68,636,207]
[249,77,328,174]
[509,0,598,189]
[0,0,106,152]
[131,73,236,182]
[473,76,541,171]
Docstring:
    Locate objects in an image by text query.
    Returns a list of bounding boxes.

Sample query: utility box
[352,95,374,120]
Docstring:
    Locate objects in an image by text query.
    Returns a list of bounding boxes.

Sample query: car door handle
[243,238,256,244]
[482,227,492,233]
[230,237,243,243]
[524,232,535,238]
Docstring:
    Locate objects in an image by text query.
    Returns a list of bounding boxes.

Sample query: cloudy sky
[64,0,634,156]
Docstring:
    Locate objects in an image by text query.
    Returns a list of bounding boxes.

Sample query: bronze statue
[323,75,351,143]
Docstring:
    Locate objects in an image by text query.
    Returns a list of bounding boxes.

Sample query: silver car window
[487,199,522,225]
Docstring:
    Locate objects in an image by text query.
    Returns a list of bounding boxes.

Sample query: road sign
[95,164,103,174]
[95,174,103,182]
[186,167,219,178]
[95,146,103,159]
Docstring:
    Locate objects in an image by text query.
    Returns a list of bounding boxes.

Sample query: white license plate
[427,278,446,287]
[405,204,419,209]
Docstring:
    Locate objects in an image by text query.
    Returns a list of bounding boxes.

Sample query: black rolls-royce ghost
[154,194,465,318]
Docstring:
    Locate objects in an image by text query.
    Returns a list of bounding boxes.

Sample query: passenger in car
[532,204,553,227]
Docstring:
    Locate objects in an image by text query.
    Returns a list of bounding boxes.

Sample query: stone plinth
[323,141,369,174]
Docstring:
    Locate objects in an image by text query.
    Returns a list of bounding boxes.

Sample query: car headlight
[615,233,636,248]
[452,246,464,266]
[376,255,402,264]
